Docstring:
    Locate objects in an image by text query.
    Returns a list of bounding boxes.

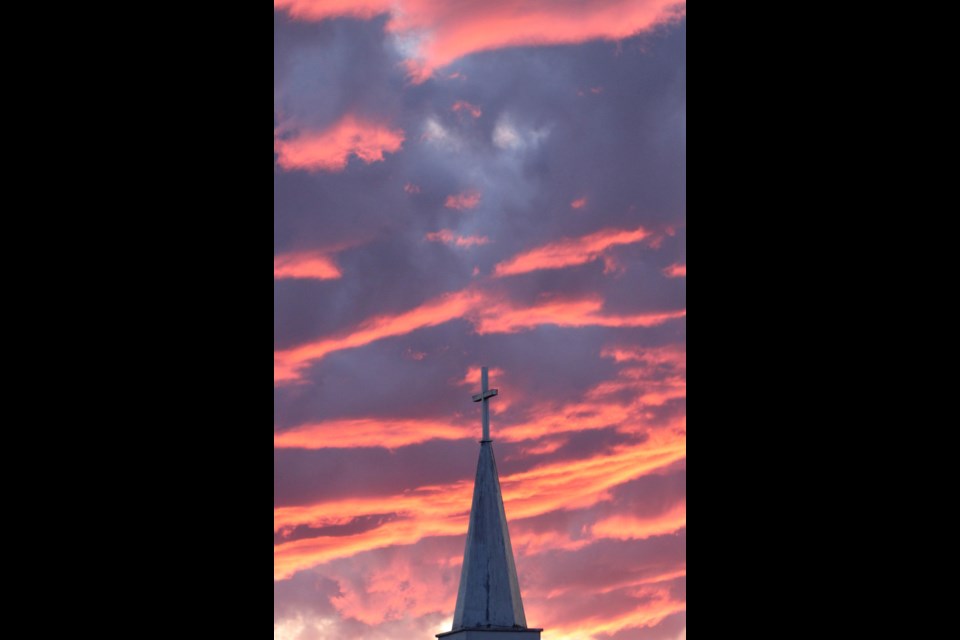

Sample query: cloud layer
[274,4,685,639]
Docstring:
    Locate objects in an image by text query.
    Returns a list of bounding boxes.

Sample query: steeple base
[436,629,542,640]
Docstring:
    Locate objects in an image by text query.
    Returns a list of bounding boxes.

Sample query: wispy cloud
[425,229,490,247]
[444,190,482,210]
[494,227,650,276]
[452,100,482,118]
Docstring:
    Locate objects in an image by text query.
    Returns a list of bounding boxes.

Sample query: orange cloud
[425,229,490,247]
[275,346,684,450]
[494,348,685,444]
[472,295,685,335]
[591,501,686,542]
[275,417,471,450]
[326,546,461,624]
[511,503,684,559]
[274,426,685,579]
[274,286,684,384]
[493,226,649,276]
[274,252,342,280]
[276,1,686,81]
[404,182,421,194]
[541,587,685,639]
[570,197,587,209]
[274,115,405,172]
[600,343,686,367]
[664,263,686,278]
[452,100,482,118]
[444,189,481,210]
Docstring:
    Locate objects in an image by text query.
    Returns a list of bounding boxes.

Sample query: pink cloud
[274,252,342,280]
[444,189,482,210]
[275,428,685,576]
[452,100,482,118]
[275,1,686,81]
[493,226,649,276]
[274,0,391,21]
[456,366,506,387]
[570,197,587,209]
[663,263,686,278]
[274,115,405,172]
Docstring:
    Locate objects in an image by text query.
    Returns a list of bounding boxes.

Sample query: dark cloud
[275,439,475,507]
[275,513,402,545]
[274,7,685,638]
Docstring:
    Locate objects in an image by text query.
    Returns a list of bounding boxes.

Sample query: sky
[274,2,686,639]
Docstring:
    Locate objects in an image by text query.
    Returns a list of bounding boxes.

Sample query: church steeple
[437,367,542,640]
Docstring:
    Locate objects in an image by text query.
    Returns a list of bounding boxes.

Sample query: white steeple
[437,367,542,640]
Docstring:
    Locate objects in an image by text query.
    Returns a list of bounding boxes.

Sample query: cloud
[492,113,550,151]
[276,513,402,545]
[571,197,588,209]
[275,0,392,22]
[272,8,687,639]
[274,286,684,383]
[663,263,685,278]
[274,429,684,579]
[275,252,343,280]
[275,351,684,450]
[455,365,506,387]
[275,0,686,80]
[425,229,490,247]
[275,115,405,172]
[494,227,650,276]
[275,416,472,450]
[444,189,482,210]
[274,289,482,383]
[452,100,482,118]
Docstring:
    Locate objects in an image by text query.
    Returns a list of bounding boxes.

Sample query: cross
[471,366,498,442]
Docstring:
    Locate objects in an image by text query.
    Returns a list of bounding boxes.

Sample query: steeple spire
[437,367,542,640]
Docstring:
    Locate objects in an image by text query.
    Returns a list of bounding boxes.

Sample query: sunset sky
[274,2,686,638]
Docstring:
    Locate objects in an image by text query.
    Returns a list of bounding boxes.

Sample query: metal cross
[472,366,498,442]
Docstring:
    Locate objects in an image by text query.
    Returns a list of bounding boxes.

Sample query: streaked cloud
[493,227,650,276]
[275,0,686,80]
[274,428,685,579]
[274,287,684,383]
[273,5,686,639]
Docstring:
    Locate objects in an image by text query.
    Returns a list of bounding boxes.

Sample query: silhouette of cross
[472,366,498,442]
